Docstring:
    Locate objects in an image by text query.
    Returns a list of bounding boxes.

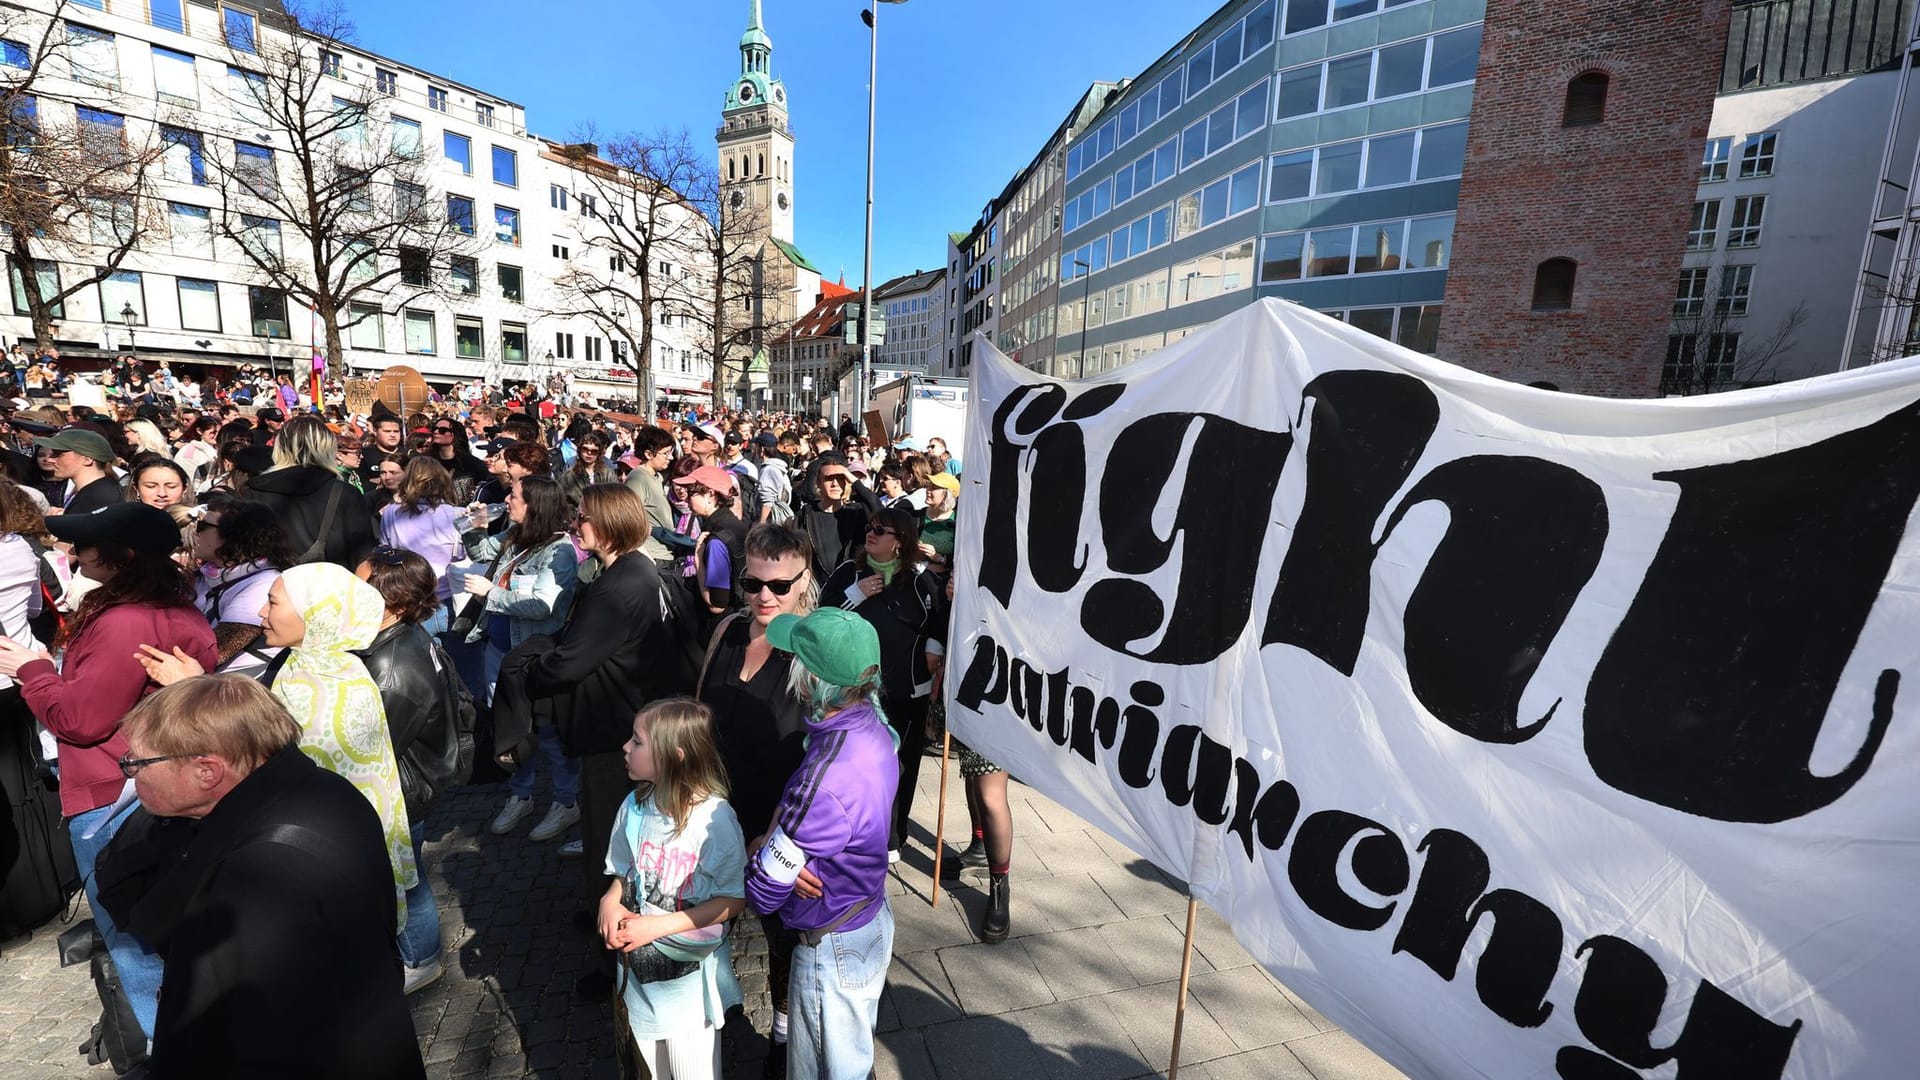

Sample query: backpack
[727,462,763,524]
[425,637,477,790]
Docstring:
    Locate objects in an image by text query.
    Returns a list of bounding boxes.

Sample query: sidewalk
[0,755,1406,1079]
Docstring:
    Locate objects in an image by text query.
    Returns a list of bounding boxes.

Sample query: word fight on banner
[945,299,1919,1079]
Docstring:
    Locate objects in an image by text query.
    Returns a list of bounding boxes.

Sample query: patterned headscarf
[269,563,418,919]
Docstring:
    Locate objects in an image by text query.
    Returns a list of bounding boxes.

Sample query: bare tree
[0,0,170,349]
[1856,245,1920,366]
[204,2,478,378]
[1663,261,1808,395]
[689,159,783,412]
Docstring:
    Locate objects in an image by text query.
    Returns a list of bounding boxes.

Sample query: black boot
[980,872,1010,944]
[945,837,988,875]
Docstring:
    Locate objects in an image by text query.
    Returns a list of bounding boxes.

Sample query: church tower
[718,0,794,244]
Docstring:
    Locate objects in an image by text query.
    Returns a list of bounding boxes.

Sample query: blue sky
[343,0,1215,287]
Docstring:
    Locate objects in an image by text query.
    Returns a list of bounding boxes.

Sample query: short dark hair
[503,442,550,475]
[634,426,674,456]
[213,500,293,568]
[577,483,649,556]
[745,521,812,565]
[359,547,439,625]
[505,475,568,552]
[372,415,402,432]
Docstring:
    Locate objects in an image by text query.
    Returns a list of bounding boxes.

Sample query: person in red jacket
[0,501,217,1046]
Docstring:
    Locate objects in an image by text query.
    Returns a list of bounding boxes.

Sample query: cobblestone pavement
[0,754,1405,1080]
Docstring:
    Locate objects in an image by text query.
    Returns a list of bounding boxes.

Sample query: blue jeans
[507,727,580,805]
[786,901,893,1080]
[70,799,166,1040]
[397,821,441,967]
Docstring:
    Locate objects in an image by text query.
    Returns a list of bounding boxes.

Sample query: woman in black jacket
[819,505,946,860]
[245,416,377,568]
[352,546,457,992]
[798,455,876,581]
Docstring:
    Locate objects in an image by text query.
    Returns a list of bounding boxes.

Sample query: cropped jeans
[784,901,893,1080]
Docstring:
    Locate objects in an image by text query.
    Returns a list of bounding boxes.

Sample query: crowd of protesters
[0,358,1005,1080]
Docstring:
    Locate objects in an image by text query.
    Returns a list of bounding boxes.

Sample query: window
[238,214,280,261]
[494,205,520,246]
[1364,131,1415,188]
[1324,53,1372,109]
[1398,305,1442,354]
[235,142,275,197]
[1674,267,1709,317]
[450,255,477,295]
[498,264,523,301]
[1179,80,1269,172]
[320,50,341,77]
[585,336,603,364]
[1686,200,1720,250]
[0,40,25,69]
[1665,333,1739,391]
[476,102,495,128]
[394,180,425,217]
[1307,227,1354,277]
[446,195,475,235]
[1260,235,1305,283]
[456,316,484,358]
[376,68,397,95]
[347,302,383,350]
[66,24,118,88]
[404,309,436,354]
[341,237,375,281]
[550,184,568,210]
[1728,195,1764,247]
[75,106,124,166]
[551,242,570,260]
[222,7,256,52]
[333,96,365,148]
[227,66,267,126]
[1739,133,1776,178]
[579,193,598,219]
[1427,25,1481,87]
[1700,137,1731,181]
[1405,214,1454,269]
[169,202,213,258]
[391,116,421,157]
[492,145,516,187]
[177,278,221,330]
[1717,265,1754,315]
[400,247,429,286]
[502,321,527,363]
[427,86,448,113]
[100,270,143,324]
[1564,72,1608,126]
[1267,149,1313,201]
[152,46,197,106]
[9,259,61,317]
[1532,258,1577,311]
[1375,38,1426,99]
[248,286,288,337]
[554,332,575,360]
[1416,121,1468,180]
[444,131,471,174]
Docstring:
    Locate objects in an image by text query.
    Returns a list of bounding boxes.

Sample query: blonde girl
[599,698,746,1080]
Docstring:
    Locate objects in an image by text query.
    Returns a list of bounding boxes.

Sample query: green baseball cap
[33,427,114,464]
[766,608,881,689]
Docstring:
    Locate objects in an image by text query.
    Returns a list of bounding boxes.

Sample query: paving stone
[1090,864,1190,919]
[937,938,1055,1016]
[1018,925,1140,1001]
[886,950,965,1028]
[1104,979,1241,1073]
[1188,904,1259,971]
[875,1026,935,1080]
[1097,914,1217,987]
[1284,1030,1409,1079]
[1185,967,1315,1051]
[919,1013,1054,1080]
[1021,829,1120,877]
[1003,994,1155,1079]
[1013,870,1129,934]
[1184,1043,1318,1080]
[888,892,979,956]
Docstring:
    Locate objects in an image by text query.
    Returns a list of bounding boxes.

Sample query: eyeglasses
[118,751,200,778]
[368,544,409,565]
[433,426,456,435]
[740,572,807,596]
[866,524,896,537]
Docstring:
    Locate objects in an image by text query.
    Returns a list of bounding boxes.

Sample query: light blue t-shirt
[605,791,747,1038]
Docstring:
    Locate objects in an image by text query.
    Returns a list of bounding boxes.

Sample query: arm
[487,542,577,620]
[527,570,654,691]
[463,530,503,563]
[18,611,154,747]
[746,789,854,915]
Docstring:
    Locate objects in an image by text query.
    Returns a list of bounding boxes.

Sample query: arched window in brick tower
[1532,258,1577,310]
[758,152,765,176]
[1563,71,1609,127]
[728,157,736,181]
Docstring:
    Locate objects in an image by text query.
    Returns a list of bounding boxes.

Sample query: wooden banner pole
[930,728,953,907]
[1168,898,1200,1080]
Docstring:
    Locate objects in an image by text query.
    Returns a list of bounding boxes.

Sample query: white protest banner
[946,299,1920,1079]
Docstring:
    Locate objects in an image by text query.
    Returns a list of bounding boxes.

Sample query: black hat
[753,432,778,448]
[232,445,274,474]
[255,407,283,422]
[48,503,180,556]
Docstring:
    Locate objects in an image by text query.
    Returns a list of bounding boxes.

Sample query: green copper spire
[725,0,783,112]
[741,0,771,54]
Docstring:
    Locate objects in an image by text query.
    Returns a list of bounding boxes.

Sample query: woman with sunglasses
[427,417,489,504]
[798,457,873,582]
[190,497,292,680]
[819,506,946,863]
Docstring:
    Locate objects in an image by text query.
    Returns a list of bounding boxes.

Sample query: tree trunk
[320,305,346,382]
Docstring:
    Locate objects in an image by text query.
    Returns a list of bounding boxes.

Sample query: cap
[255,407,283,422]
[477,437,516,455]
[691,423,724,444]
[724,430,745,446]
[32,428,114,465]
[672,464,738,494]
[893,436,925,452]
[48,502,181,556]
[929,472,959,494]
[753,432,779,448]
[766,608,881,689]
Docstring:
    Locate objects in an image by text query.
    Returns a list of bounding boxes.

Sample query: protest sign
[947,299,1920,1079]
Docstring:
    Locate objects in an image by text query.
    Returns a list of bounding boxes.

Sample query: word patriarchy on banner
[945,299,1920,1080]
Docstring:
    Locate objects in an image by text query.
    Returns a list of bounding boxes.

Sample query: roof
[748,346,770,373]
[818,279,856,300]
[875,268,944,299]
[771,294,859,345]
[771,237,820,274]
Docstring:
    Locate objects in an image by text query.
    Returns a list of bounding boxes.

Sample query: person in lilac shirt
[376,458,465,633]
[745,608,898,1080]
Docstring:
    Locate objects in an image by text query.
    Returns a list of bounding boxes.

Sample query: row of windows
[1675,265,1755,318]
[1267,119,1466,202]
[884,296,933,318]
[1258,212,1454,283]
[8,260,292,339]
[1276,25,1480,119]
[1700,132,1776,181]
[1685,195,1766,251]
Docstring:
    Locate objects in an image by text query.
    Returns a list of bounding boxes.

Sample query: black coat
[247,465,378,568]
[126,748,425,1080]
[801,501,872,581]
[820,559,946,702]
[357,622,456,820]
[525,555,696,756]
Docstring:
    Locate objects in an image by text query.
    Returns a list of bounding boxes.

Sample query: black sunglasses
[866,524,896,537]
[740,572,807,596]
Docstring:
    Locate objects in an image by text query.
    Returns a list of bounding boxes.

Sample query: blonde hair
[122,675,300,773]
[631,697,728,837]
[124,418,170,458]
[270,415,337,471]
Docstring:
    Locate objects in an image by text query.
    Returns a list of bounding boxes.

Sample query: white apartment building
[0,0,715,403]
[874,267,943,372]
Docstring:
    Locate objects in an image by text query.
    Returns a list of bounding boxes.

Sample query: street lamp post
[1073,259,1091,378]
[857,0,908,417]
[120,302,138,362]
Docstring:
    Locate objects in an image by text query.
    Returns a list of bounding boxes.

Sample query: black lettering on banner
[1585,396,1920,822]
[977,383,1125,606]
[978,385,1064,606]
[1384,456,1609,743]
[955,635,1008,710]
[1082,413,1290,663]
[1563,936,1803,1078]
[1391,829,1559,1027]
[1160,724,1235,826]
[1286,809,1410,932]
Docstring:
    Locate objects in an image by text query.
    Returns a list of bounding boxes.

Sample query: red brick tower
[1436,2,1734,396]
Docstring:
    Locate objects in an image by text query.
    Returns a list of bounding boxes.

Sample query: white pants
[636,1029,719,1080]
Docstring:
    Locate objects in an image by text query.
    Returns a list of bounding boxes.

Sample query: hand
[0,638,50,677]
[136,644,205,686]
[616,913,666,952]
[462,574,494,597]
[43,506,61,517]
[794,866,825,901]
[859,574,884,599]
[598,895,630,951]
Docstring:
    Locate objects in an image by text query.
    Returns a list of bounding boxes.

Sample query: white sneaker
[489,796,535,835]
[529,802,582,842]
[403,958,443,995]
[558,838,584,858]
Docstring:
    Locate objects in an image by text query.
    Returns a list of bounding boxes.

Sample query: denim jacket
[460,530,578,647]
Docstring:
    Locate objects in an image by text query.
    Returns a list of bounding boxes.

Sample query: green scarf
[868,553,902,586]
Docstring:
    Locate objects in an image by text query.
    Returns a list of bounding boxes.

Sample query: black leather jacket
[355,623,454,820]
